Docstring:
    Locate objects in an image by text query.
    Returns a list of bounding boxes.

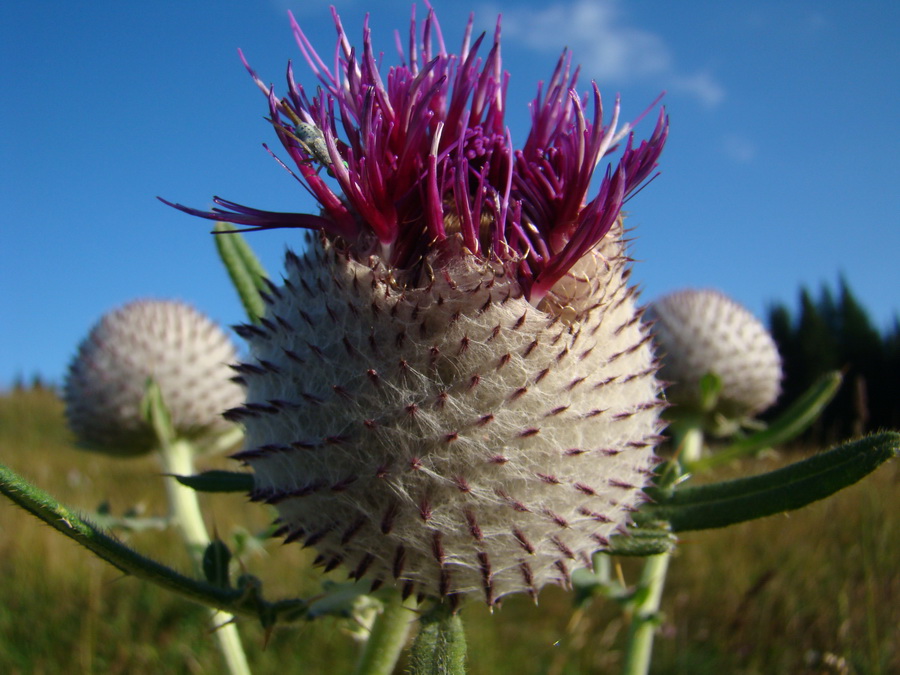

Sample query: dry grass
[0,388,896,674]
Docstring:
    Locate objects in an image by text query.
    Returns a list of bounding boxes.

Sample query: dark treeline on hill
[767,278,900,444]
[8,373,55,393]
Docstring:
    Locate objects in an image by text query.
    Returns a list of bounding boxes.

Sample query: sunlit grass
[1,388,896,674]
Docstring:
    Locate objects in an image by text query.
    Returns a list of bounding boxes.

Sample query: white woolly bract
[648,289,782,419]
[235,232,662,605]
[65,300,243,456]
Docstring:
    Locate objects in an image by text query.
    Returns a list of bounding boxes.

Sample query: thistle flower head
[64,300,243,456]
[647,289,783,424]
[164,6,667,305]
[168,7,668,605]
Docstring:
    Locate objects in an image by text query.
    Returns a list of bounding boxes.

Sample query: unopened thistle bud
[648,289,782,423]
[165,6,669,605]
[64,300,244,456]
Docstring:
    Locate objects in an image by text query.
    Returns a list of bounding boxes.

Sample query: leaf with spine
[692,370,843,471]
[174,470,254,493]
[0,462,307,624]
[213,221,268,324]
[639,432,898,531]
[203,539,233,589]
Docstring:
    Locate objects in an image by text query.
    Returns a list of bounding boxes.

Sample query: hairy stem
[621,425,700,675]
[355,592,416,675]
[158,439,251,675]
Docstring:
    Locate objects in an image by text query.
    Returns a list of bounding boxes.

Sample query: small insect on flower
[290,122,335,173]
[275,109,345,178]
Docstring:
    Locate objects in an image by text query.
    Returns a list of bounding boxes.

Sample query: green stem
[620,552,671,675]
[409,603,467,675]
[620,424,700,675]
[355,592,416,675]
[593,551,611,585]
[676,424,704,465]
[158,439,251,675]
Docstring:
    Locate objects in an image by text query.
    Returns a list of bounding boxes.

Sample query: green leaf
[173,470,254,493]
[140,379,175,447]
[692,371,843,471]
[409,603,467,675]
[307,580,376,620]
[698,371,722,411]
[213,221,269,324]
[640,432,898,532]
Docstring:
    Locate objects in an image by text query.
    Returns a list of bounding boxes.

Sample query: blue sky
[2,0,898,388]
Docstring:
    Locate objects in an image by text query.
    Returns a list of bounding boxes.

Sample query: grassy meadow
[0,387,896,674]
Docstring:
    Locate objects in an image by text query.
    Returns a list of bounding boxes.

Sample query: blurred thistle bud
[647,289,782,428]
[167,7,668,606]
[64,299,244,456]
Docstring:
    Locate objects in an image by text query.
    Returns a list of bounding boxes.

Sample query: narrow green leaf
[693,371,843,471]
[697,371,722,411]
[173,470,254,493]
[409,603,467,675]
[140,379,175,447]
[213,222,268,324]
[640,432,898,532]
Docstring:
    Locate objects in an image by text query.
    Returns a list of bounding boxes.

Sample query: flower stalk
[143,383,253,674]
[354,592,417,675]
[158,438,251,675]
[409,603,467,675]
[620,430,697,675]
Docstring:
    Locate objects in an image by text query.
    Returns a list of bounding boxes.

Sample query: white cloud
[487,0,724,106]
[721,134,757,163]
[670,72,725,107]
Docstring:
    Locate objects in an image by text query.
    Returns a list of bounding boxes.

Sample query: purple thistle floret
[164,6,667,304]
